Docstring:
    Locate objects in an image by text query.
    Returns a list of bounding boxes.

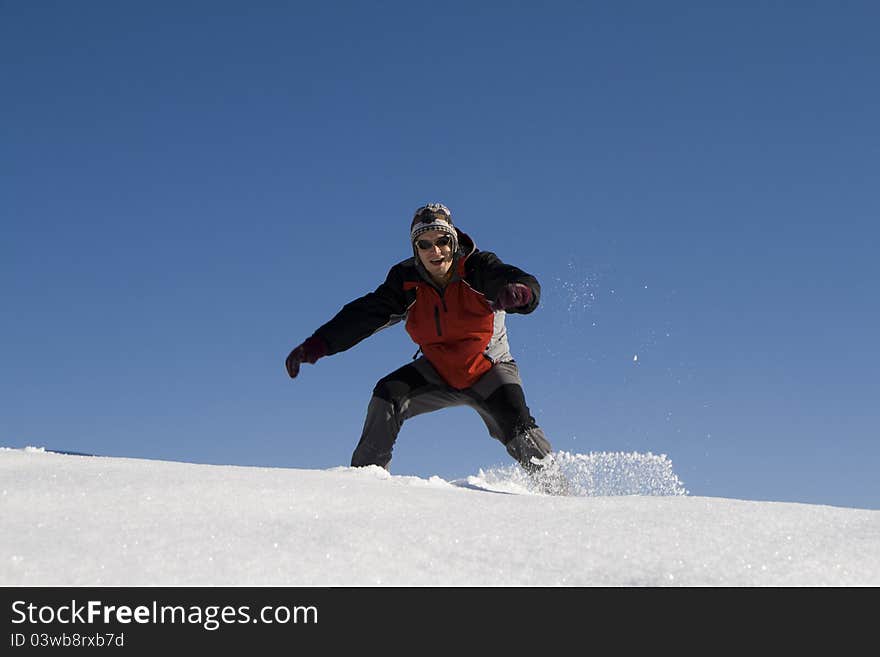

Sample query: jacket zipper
[434,305,443,336]
[434,291,448,337]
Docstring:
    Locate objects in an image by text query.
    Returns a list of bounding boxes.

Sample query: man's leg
[465,361,553,471]
[350,358,468,469]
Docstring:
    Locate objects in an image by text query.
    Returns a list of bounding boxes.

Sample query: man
[286,202,557,483]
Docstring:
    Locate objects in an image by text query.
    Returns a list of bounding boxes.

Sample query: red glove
[285,335,328,378]
[492,283,533,311]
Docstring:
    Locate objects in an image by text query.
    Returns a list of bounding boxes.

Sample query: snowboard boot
[505,429,571,495]
[505,428,552,473]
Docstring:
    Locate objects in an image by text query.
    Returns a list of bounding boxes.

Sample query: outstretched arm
[285,265,410,379]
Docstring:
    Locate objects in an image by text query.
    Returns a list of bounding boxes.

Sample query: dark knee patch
[481,383,535,441]
[373,364,429,402]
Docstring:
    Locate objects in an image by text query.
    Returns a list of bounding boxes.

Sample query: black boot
[505,428,552,472]
[505,429,571,495]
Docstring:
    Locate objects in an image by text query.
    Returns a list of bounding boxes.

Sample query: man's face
[415,229,454,281]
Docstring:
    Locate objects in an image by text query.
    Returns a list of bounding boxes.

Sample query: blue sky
[3,1,878,509]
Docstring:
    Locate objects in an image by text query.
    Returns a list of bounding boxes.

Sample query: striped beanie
[410,203,458,252]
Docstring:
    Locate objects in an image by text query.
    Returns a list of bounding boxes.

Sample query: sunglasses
[415,235,453,250]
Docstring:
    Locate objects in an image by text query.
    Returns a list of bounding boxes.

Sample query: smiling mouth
[429,258,446,266]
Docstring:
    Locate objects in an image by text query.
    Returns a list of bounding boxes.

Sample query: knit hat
[410,203,458,253]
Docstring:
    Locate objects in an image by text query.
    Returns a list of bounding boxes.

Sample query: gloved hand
[285,335,328,379]
[491,283,533,311]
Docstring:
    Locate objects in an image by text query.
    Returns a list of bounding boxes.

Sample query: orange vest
[403,271,495,390]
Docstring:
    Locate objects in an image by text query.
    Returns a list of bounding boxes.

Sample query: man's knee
[480,383,536,442]
[373,364,426,404]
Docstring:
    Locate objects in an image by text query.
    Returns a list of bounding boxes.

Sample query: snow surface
[2,447,878,586]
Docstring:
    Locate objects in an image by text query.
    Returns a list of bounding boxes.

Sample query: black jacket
[312,229,540,358]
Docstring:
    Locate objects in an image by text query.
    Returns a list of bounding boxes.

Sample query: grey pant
[350,357,551,470]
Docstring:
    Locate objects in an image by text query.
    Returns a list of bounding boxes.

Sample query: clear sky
[3,1,878,510]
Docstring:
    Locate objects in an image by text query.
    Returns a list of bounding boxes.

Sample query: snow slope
[1,447,877,586]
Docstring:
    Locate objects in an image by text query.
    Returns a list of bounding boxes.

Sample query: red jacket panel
[403,268,495,389]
